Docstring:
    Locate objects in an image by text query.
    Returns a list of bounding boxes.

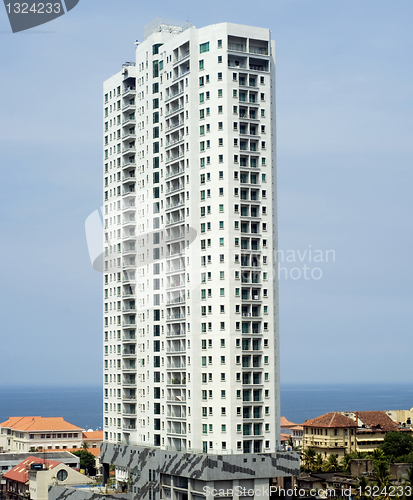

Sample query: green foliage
[395,452,413,464]
[314,454,324,472]
[323,454,340,472]
[71,449,96,476]
[301,447,316,471]
[380,432,413,460]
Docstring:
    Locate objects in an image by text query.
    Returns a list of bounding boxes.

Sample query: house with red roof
[3,455,90,500]
[302,412,358,458]
[0,417,84,453]
[280,416,303,448]
[302,410,410,458]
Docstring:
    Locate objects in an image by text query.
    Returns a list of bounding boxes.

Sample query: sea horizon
[1,382,412,431]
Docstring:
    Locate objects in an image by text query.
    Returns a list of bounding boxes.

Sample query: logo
[4,0,79,33]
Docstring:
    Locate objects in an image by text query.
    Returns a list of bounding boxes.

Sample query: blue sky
[0,0,412,386]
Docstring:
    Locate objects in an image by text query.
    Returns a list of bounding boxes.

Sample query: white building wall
[103,20,279,456]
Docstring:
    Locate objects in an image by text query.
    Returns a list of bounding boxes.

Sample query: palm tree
[340,453,356,473]
[314,454,324,472]
[323,454,339,472]
[82,441,89,450]
[301,447,317,471]
[371,449,386,462]
[374,459,392,497]
[355,475,369,499]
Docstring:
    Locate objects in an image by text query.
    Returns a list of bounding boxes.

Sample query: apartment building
[101,18,299,499]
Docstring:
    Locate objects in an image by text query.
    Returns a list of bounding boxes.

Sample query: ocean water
[1,383,412,430]
[0,385,103,431]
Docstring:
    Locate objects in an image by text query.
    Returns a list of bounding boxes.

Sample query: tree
[71,450,96,476]
[313,453,324,471]
[340,452,357,473]
[301,447,317,471]
[82,441,89,450]
[323,454,339,472]
[380,432,413,460]
[355,475,369,499]
[374,459,391,492]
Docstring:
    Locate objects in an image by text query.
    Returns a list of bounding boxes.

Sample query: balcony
[228,43,246,52]
[166,104,184,118]
[123,87,136,97]
[173,50,190,66]
[165,88,184,102]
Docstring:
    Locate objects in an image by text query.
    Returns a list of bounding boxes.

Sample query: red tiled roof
[3,456,60,484]
[357,411,399,432]
[280,433,291,442]
[303,412,357,428]
[0,417,83,432]
[82,431,103,441]
[280,416,299,428]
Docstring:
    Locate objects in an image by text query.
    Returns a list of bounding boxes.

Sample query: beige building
[302,412,357,458]
[343,411,401,453]
[3,456,90,500]
[0,417,84,452]
[303,410,410,457]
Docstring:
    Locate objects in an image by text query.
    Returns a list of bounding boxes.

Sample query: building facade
[101,19,298,498]
[302,411,408,457]
[0,418,84,453]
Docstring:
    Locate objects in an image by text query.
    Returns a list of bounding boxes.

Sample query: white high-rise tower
[101,19,298,497]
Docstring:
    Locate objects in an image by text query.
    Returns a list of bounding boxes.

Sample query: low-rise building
[3,455,90,500]
[81,431,103,450]
[0,417,84,452]
[302,412,358,458]
[303,411,409,458]
[280,416,303,448]
[343,411,400,453]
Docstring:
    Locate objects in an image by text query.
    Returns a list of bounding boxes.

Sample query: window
[221,407,226,416]
[219,204,224,212]
[218,56,222,63]
[219,221,224,229]
[199,60,204,70]
[220,322,225,331]
[199,93,205,103]
[218,89,223,97]
[200,42,210,53]
[218,105,223,114]
[217,39,222,48]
